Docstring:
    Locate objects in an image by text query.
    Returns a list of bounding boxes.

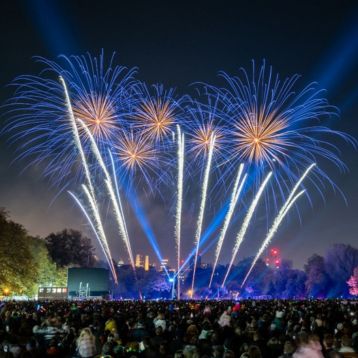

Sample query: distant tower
[160,258,169,272]
[135,254,142,268]
[117,259,124,267]
[144,255,149,271]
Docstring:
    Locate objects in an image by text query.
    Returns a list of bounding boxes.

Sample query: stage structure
[67,268,110,299]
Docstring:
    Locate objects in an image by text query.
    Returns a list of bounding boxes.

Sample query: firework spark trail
[60,77,95,197]
[240,163,316,287]
[109,150,130,241]
[191,134,216,297]
[68,191,117,282]
[222,172,272,288]
[82,185,118,282]
[209,164,246,288]
[283,163,316,207]
[78,120,135,269]
[175,125,185,299]
[241,190,305,287]
[60,76,117,280]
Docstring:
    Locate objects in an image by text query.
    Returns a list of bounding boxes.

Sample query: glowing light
[175,125,185,299]
[60,77,95,197]
[241,190,305,287]
[115,132,157,173]
[240,163,316,287]
[82,185,118,281]
[233,112,288,164]
[69,190,118,283]
[73,94,117,140]
[6,55,356,300]
[222,172,272,287]
[78,119,136,270]
[191,122,223,157]
[60,77,117,282]
[5,52,137,185]
[209,164,246,288]
[211,61,355,193]
[134,98,176,141]
[191,134,216,296]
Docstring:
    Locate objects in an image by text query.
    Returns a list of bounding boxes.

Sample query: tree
[325,244,358,297]
[115,265,138,298]
[0,210,38,295]
[304,254,331,298]
[347,267,358,296]
[28,237,67,295]
[281,269,307,298]
[45,229,96,267]
[148,275,171,296]
[233,258,272,297]
[267,261,307,298]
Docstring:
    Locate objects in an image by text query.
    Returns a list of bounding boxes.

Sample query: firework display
[4,53,356,298]
[209,164,246,288]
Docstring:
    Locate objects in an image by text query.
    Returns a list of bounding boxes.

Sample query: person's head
[248,345,262,358]
[157,312,165,320]
[341,335,352,348]
[183,345,199,358]
[283,340,295,354]
[308,334,321,349]
[212,345,223,358]
[296,332,309,347]
[253,331,260,341]
[155,326,163,336]
[159,343,167,354]
[323,333,334,349]
[174,350,184,358]
[223,350,235,358]
[79,327,93,340]
[25,339,36,352]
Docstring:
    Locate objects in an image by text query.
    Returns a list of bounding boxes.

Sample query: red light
[275,259,280,264]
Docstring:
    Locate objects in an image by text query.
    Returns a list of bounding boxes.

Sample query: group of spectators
[0,299,357,357]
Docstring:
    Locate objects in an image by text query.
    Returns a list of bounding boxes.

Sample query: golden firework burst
[134,98,176,141]
[73,94,117,139]
[116,133,156,171]
[191,123,222,156]
[234,110,288,163]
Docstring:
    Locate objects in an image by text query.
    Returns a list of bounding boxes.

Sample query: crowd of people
[0,299,357,358]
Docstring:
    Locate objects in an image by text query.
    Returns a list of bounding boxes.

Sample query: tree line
[0,209,96,296]
[0,209,357,298]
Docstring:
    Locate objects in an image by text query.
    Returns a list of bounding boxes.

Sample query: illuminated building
[135,254,150,271]
[144,255,149,271]
[160,258,169,272]
[135,254,143,268]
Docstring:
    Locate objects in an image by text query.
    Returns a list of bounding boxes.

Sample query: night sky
[0,0,357,268]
